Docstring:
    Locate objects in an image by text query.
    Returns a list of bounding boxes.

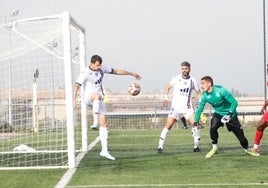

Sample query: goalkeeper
[193,76,256,158]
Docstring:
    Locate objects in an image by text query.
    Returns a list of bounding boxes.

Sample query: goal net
[0,11,87,169]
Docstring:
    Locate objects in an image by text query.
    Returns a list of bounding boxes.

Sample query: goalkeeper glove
[221,112,233,124]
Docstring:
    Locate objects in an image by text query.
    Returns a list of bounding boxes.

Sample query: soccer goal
[0,11,88,169]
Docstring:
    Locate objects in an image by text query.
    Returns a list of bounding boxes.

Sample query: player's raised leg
[90,93,102,129]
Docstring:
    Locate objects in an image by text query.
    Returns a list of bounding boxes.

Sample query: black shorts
[212,113,242,132]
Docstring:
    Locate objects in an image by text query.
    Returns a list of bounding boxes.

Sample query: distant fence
[94,111,261,130]
[103,100,262,129]
[0,101,262,131]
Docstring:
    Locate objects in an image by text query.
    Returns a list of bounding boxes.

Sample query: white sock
[158,127,169,149]
[253,144,259,150]
[99,127,108,153]
[212,144,218,149]
[192,127,201,148]
[93,100,100,125]
[193,135,200,149]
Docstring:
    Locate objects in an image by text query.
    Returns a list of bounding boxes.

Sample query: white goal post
[0,11,87,169]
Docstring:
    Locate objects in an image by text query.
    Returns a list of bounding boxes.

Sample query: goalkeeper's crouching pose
[193,76,257,158]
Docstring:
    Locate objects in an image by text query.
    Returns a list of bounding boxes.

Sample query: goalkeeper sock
[99,127,108,153]
[92,100,100,125]
[254,130,263,145]
[158,127,169,149]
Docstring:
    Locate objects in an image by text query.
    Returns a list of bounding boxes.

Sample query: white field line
[55,136,100,188]
[66,182,268,187]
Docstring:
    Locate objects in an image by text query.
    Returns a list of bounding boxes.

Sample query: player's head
[181,61,191,67]
[90,55,102,70]
[200,76,213,92]
[180,61,191,79]
[91,55,102,64]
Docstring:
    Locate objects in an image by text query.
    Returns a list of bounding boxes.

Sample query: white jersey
[75,66,113,104]
[169,74,199,111]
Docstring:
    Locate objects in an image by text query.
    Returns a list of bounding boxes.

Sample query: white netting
[0,13,84,169]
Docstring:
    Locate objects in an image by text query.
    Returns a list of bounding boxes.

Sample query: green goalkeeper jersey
[194,85,238,122]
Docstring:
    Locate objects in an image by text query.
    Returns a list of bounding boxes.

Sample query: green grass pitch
[1,126,268,188]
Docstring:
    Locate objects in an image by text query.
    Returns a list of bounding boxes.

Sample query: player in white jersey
[157,61,202,153]
[74,55,142,160]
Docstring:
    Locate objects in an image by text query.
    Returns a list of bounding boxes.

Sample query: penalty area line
[55,136,100,188]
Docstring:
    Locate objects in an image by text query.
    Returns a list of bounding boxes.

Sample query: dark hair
[91,55,102,64]
[201,76,213,86]
[181,61,191,67]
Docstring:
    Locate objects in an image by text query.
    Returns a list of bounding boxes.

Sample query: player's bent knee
[257,123,268,131]
[91,93,102,101]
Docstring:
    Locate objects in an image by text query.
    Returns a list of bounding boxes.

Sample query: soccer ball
[128,83,141,96]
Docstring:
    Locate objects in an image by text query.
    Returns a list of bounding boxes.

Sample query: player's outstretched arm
[112,69,142,80]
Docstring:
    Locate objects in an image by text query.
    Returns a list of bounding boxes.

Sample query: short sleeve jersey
[170,74,199,111]
[75,66,113,95]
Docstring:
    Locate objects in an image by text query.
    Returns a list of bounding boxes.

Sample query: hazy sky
[0,0,266,96]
